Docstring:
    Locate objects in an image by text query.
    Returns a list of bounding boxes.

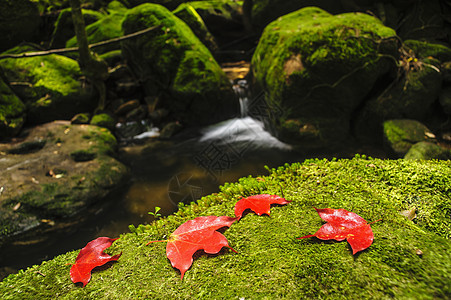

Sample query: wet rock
[439,87,451,116]
[121,3,238,126]
[404,141,451,160]
[251,7,398,148]
[159,121,183,139]
[0,122,128,245]
[0,77,26,140]
[114,100,141,116]
[383,119,436,157]
[0,45,96,125]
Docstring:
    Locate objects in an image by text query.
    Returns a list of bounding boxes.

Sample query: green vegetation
[1,157,449,298]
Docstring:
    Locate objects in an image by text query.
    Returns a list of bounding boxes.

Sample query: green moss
[405,39,451,62]
[383,119,435,156]
[404,141,451,160]
[70,149,97,162]
[0,77,26,139]
[1,157,449,298]
[66,10,127,54]
[89,113,115,130]
[0,46,95,124]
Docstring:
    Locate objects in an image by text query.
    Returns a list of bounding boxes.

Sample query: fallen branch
[0,25,162,60]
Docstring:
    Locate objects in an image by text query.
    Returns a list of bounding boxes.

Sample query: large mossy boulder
[172,2,218,53]
[0,0,40,52]
[0,46,96,125]
[121,3,237,126]
[50,8,105,49]
[0,157,449,298]
[251,7,399,148]
[0,121,128,245]
[383,119,436,157]
[65,4,128,55]
[0,77,26,140]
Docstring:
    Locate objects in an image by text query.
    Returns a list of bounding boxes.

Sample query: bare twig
[0,25,162,60]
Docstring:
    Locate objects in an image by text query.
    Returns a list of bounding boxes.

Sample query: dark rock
[159,121,183,139]
[0,0,40,52]
[114,100,141,115]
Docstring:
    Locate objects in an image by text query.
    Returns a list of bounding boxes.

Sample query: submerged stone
[0,122,128,245]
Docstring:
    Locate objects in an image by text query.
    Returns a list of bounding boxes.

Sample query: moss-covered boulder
[0,157,449,298]
[0,77,26,140]
[172,2,218,53]
[65,4,128,55]
[121,3,237,126]
[90,113,116,130]
[404,141,451,160]
[0,0,40,52]
[174,0,243,39]
[50,8,105,49]
[0,46,96,125]
[0,121,128,246]
[251,7,398,148]
[383,119,436,157]
[354,54,442,143]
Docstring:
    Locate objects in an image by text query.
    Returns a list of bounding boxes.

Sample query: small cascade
[233,79,250,118]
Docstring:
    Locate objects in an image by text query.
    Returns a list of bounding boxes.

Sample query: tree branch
[0,25,162,60]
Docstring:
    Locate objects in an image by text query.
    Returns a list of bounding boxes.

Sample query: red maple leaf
[147,216,237,279]
[234,194,291,220]
[70,237,122,287]
[297,207,380,254]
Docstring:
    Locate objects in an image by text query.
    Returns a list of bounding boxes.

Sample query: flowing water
[0,83,307,280]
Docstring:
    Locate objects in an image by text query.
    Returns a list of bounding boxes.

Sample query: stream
[0,88,308,280]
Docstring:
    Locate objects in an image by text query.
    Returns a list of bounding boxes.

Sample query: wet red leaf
[297,207,380,254]
[234,194,291,220]
[70,237,121,287]
[147,216,237,279]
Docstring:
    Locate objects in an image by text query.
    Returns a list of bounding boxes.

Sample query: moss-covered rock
[404,39,451,62]
[0,46,96,125]
[0,0,40,52]
[65,6,127,55]
[50,8,105,49]
[121,3,237,126]
[0,157,449,298]
[0,122,128,245]
[0,77,26,140]
[172,2,218,53]
[90,113,116,130]
[404,141,451,160]
[383,119,436,157]
[354,57,442,143]
[251,7,398,148]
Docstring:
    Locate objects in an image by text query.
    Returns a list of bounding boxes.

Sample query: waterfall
[233,79,250,118]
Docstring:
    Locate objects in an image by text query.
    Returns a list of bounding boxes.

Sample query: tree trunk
[69,0,108,111]
[242,0,253,33]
